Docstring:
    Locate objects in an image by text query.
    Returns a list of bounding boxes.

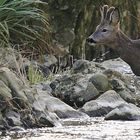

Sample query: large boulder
[0,67,61,130]
[0,67,28,108]
[105,103,140,120]
[101,58,133,75]
[51,73,101,107]
[33,88,88,119]
[79,90,127,117]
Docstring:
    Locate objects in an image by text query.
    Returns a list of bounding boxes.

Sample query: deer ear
[110,8,120,25]
[100,6,104,21]
[100,5,108,22]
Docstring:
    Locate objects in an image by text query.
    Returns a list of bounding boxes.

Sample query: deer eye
[102,29,108,32]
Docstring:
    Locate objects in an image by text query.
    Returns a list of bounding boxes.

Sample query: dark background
[46,0,140,61]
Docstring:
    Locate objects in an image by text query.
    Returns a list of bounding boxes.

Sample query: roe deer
[87,5,140,76]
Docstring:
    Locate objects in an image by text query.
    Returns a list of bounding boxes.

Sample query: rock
[80,90,126,117]
[110,78,125,91]
[5,110,22,127]
[0,80,12,99]
[38,64,51,77]
[34,110,60,127]
[105,103,140,120]
[0,112,3,125]
[101,58,133,75]
[9,126,25,131]
[0,48,23,70]
[51,73,83,105]
[50,80,59,91]
[50,58,140,118]
[0,125,6,131]
[34,83,52,94]
[33,88,88,119]
[50,59,140,108]
[81,82,100,102]
[24,88,35,104]
[44,54,58,67]
[0,67,63,129]
[89,73,109,93]
[51,73,101,107]
[0,67,28,102]
[118,90,136,104]
[0,80,12,112]
[22,87,61,127]
[1,56,140,130]
[71,82,100,106]
[72,59,91,73]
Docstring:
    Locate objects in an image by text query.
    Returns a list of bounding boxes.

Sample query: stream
[1,117,140,140]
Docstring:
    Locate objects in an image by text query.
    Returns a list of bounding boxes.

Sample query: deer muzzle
[86,37,97,46]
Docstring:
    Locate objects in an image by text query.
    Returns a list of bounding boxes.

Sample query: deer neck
[111,30,133,58]
[111,30,140,76]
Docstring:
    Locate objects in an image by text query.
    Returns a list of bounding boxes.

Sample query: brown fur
[87,5,140,76]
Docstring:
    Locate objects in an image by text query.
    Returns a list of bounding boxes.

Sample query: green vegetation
[28,65,46,85]
[0,0,50,56]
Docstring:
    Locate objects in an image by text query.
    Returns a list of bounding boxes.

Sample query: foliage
[0,0,50,56]
[28,64,46,85]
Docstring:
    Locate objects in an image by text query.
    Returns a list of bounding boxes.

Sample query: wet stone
[80,90,126,117]
[105,103,140,120]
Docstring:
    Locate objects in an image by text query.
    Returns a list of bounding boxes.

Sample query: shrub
[0,0,50,57]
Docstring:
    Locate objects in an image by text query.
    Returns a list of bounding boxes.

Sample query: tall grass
[28,64,46,85]
[0,0,50,56]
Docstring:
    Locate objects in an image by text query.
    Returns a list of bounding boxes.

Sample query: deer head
[87,5,120,46]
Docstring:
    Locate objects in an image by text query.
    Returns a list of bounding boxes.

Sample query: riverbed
[1,117,140,140]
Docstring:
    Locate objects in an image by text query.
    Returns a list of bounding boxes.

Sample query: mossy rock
[89,73,109,93]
